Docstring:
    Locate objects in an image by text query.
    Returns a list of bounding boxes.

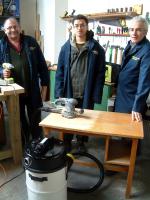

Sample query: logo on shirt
[132,56,140,61]
[30,46,36,50]
[92,50,98,55]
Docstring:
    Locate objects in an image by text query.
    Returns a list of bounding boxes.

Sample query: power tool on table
[42,98,84,119]
[2,63,14,84]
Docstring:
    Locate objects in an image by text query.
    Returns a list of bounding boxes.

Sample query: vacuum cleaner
[23,98,104,200]
[23,137,104,200]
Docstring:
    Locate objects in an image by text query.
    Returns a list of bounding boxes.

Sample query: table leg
[125,138,138,198]
[42,127,50,136]
[58,131,64,140]
[7,95,22,164]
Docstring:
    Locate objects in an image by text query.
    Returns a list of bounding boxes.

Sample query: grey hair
[3,17,20,30]
[128,16,148,32]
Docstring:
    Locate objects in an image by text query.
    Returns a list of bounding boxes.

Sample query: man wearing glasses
[0,17,49,145]
[55,14,105,152]
[115,16,150,122]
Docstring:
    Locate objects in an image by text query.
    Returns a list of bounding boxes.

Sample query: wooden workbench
[0,83,24,164]
[39,109,144,198]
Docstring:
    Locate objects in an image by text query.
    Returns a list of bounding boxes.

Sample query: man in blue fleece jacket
[55,14,105,152]
[0,17,49,144]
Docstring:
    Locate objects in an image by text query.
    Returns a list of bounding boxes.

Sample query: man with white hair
[115,16,150,122]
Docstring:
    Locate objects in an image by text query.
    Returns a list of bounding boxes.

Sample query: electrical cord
[67,151,104,193]
[0,169,25,188]
[0,163,7,177]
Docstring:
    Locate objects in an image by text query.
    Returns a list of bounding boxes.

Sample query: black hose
[67,151,104,193]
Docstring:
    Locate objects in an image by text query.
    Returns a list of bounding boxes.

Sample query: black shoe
[77,142,87,153]
[64,142,72,153]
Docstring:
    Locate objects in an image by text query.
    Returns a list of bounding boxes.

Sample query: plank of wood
[0,83,24,95]
[0,149,12,160]
[7,95,23,164]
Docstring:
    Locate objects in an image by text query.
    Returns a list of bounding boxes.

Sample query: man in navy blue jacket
[115,16,150,122]
[55,14,105,152]
[0,17,49,144]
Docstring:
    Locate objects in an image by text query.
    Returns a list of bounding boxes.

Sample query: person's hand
[3,69,11,78]
[132,111,142,122]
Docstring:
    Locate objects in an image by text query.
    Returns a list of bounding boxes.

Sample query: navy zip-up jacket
[0,35,49,108]
[55,35,105,109]
[115,37,150,114]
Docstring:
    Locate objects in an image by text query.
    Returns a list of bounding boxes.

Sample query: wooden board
[0,83,24,95]
[0,149,12,160]
[0,102,6,144]
[39,109,144,139]
[61,11,139,22]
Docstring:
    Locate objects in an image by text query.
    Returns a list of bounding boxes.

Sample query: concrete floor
[0,120,150,200]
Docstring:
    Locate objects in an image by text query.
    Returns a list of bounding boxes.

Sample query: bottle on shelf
[116,47,124,65]
[111,46,118,64]
[105,44,124,65]
[105,45,112,63]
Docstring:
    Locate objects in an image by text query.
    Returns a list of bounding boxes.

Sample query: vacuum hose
[66,151,104,193]
[24,137,104,193]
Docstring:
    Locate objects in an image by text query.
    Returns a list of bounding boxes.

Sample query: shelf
[97,33,129,37]
[0,149,12,160]
[105,139,131,166]
[0,15,20,19]
[61,11,139,22]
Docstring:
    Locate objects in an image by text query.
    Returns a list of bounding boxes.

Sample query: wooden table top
[39,109,144,139]
[0,83,24,96]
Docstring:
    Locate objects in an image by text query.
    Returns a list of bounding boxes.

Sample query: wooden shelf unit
[0,84,24,164]
[104,136,133,173]
[105,137,131,166]
[61,11,139,22]
[97,33,130,37]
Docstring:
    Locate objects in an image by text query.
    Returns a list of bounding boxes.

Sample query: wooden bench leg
[104,136,138,198]
[104,136,110,162]
[7,95,22,164]
[125,139,138,198]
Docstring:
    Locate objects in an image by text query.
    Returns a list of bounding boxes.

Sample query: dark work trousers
[19,95,43,145]
[63,98,92,145]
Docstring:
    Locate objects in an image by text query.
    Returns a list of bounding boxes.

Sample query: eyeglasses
[74,24,87,29]
[128,28,146,33]
[5,25,19,30]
